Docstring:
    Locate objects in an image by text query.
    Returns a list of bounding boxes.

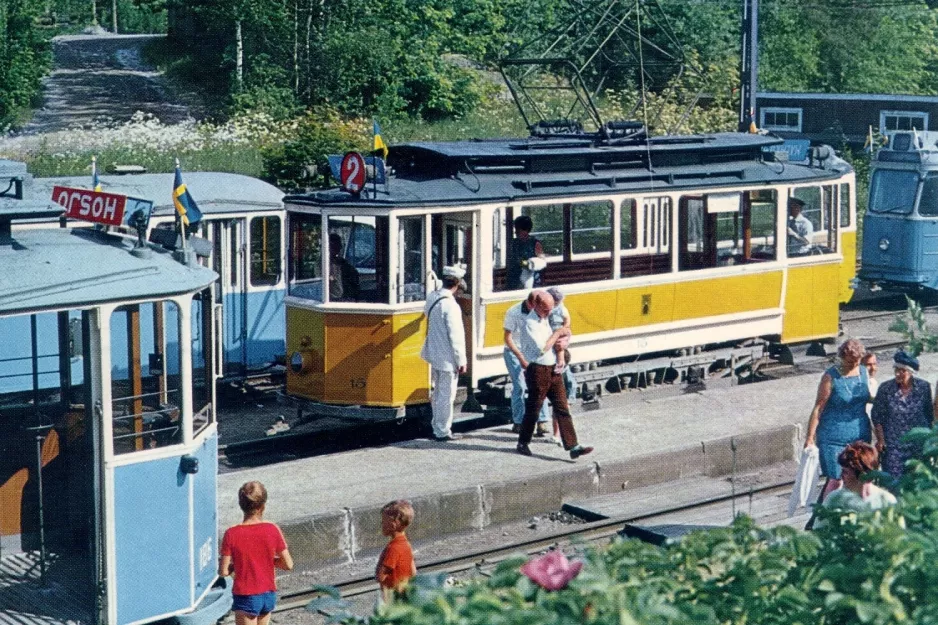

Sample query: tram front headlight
[879,237,890,251]
[290,351,308,374]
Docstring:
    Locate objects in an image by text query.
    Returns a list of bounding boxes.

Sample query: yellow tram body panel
[782,262,842,342]
[286,305,429,406]
[483,271,784,348]
[839,230,857,304]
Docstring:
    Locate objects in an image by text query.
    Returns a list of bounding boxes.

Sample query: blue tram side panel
[0,160,226,625]
[25,172,287,381]
[860,131,938,291]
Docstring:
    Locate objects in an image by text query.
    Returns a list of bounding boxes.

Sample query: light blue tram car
[860,130,938,291]
[0,160,227,625]
[26,171,287,380]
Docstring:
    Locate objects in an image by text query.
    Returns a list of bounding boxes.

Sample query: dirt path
[21,33,203,133]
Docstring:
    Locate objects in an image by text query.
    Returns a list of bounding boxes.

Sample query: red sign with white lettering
[339,152,366,194]
[51,186,127,226]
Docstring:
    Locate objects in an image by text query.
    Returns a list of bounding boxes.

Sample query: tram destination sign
[51,185,153,229]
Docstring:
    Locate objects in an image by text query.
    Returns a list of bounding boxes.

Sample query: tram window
[868,170,917,215]
[110,301,183,454]
[641,197,671,253]
[840,183,851,227]
[288,214,323,302]
[918,174,938,216]
[328,215,388,304]
[520,204,564,258]
[748,190,777,261]
[789,186,837,255]
[190,291,213,436]
[250,216,282,286]
[620,199,637,250]
[230,225,239,288]
[398,216,425,303]
[571,201,613,256]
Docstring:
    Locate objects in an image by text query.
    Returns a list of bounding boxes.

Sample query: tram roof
[286,132,852,209]
[28,171,284,218]
[0,227,217,316]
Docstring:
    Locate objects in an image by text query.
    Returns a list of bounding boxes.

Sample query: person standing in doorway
[420,266,468,442]
[506,215,545,290]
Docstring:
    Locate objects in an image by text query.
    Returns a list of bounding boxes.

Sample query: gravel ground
[19,33,204,134]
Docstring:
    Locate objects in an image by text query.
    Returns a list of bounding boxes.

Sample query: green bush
[260,110,368,191]
[316,426,938,624]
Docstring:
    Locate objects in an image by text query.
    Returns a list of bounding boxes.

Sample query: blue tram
[859,130,938,291]
[0,159,226,625]
[25,172,287,381]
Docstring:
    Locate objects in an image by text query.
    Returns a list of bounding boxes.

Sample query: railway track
[268,480,796,619]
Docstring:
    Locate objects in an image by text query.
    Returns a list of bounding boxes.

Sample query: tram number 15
[350,377,366,389]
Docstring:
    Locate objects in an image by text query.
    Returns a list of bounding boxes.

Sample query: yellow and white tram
[284,131,856,418]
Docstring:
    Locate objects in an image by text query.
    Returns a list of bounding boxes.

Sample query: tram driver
[328,232,361,302]
[787,197,815,256]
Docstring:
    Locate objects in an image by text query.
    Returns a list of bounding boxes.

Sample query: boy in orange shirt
[375,500,416,603]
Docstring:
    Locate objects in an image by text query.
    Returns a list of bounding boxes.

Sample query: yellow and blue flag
[173,160,202,227]
[92,156,102,192]
[373,119,388,159]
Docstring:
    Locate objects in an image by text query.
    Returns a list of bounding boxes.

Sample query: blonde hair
[382,500,415,530]
[238,481,268,514]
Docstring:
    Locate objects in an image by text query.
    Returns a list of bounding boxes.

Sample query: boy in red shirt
[219,481,294,625]
[375,500,416,603]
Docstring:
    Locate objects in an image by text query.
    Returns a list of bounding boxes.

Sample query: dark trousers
[518,363,579,449]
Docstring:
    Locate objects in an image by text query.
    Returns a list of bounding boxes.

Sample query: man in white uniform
[787,197,814,256]
[420,266,468,441]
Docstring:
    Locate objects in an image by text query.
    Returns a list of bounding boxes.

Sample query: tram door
[433,212,477,382]
[203,219,248,378]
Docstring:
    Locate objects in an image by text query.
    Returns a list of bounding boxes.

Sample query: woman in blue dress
[871,351,934,481]
[804,339,872,481]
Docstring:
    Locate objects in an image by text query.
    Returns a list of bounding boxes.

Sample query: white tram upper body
[283,130,856,415]
[0,158,223,625]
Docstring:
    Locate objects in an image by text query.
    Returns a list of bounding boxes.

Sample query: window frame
[248,214,283,288]
[760,107,803,132]
[880,110,928,132]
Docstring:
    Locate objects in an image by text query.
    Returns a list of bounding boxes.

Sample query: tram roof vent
[529,119,584,137]
[0,198,65,247]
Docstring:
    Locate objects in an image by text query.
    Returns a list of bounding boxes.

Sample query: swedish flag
[173,161,202,227]
[92,156,102,192]
[373,119,388,159]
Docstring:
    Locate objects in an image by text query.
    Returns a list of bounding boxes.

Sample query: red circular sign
[340,152,366,194]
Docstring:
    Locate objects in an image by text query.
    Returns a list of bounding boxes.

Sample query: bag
[787,445,820,517]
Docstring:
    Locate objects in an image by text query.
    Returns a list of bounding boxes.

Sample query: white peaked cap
[442,265,466,279]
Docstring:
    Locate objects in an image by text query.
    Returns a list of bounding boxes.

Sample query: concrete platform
[217,353,938,568]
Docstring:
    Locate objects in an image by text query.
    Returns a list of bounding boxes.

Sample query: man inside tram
[507,215,546,290]
[787,197,814,256]
[328,232,361,301]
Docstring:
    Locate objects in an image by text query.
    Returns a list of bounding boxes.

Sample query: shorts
[232,591,277,616]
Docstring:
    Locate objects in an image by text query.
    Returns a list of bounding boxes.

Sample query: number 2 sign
[340,152,366,195]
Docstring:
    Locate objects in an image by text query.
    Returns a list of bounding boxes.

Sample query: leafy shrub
[315,427,938,625]
[260,110,368,191]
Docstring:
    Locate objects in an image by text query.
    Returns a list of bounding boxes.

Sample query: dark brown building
[755,92,938,150]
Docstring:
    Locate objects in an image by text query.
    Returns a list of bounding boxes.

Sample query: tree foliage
[0,0,51,128]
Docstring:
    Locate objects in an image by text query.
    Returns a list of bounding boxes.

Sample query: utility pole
[738,0,758,132]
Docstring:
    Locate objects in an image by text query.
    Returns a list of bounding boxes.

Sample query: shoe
[569,445,594,459]
[516,443,532,456]
[434,433,462,442]
[534,422,549,437]
[511,424,521,433]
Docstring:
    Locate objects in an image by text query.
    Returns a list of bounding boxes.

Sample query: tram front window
[917,173,938,216]
[110,301,183,454]
[398,216,425,303]
[869,170,918,215]
[288,213,323,302]
[328,215,389,304]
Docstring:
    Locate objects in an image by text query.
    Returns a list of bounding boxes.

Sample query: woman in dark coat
[871,351,934,481]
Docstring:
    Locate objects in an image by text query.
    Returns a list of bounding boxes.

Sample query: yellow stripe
[173,184,189,226]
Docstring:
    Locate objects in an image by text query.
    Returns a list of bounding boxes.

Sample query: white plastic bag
[788,445,820,516]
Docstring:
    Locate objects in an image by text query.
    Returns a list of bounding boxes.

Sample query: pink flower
[521,550,583,591]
